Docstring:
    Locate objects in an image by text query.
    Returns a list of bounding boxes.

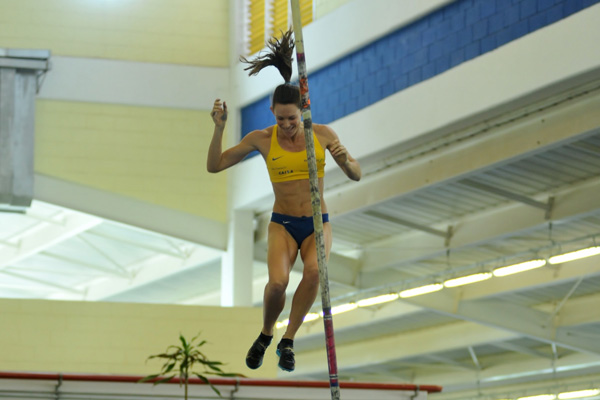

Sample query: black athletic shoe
[246,338,269,369]
[276,342,295,372]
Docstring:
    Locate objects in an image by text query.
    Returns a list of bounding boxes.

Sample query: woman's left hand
[329,139,349,165]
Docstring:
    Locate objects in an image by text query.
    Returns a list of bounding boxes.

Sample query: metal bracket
[468,346,482,370]
[36,64,50,94]
[229,378,240,399]
[410,384,420,400]
[545,196,555,220]
[444,225,453,248]
[548,275,584,323]
[54,373,63,400]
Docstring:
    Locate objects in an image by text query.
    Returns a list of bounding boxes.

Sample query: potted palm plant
[140,332,242,399]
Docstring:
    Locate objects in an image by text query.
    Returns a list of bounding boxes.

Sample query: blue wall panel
[241,0,600,150]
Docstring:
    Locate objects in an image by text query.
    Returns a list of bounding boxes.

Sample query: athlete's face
[272,103,301,136]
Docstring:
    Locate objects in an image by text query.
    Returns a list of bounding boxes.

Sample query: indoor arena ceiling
[2,83,600,399]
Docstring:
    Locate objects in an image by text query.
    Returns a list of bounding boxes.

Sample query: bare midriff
[271,178,327,217]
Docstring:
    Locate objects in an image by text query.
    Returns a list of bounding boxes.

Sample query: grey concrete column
[0,49,50,211]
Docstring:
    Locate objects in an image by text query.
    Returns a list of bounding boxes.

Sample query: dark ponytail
[240,29,301,109]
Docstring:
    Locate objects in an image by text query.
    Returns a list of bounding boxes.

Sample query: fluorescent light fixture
[558,389,600,399]
[275,319,289,329]
[515,389,600,400]
[399,283,443,298]
[303,313,320,322]
[549,246,600,264]
[331,303,358,315]
[357,293,399,307]
[276,312,322,328]
[444,272,492,287]
[517,395,556,400]
[493,259,546,277]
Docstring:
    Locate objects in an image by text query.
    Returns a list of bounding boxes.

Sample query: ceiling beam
[292,301,424,343]
[427,354,479,371]
[0,270,84,294]
[293,258,600,352]
[83,246,222,301]
[492,342,554,360]
[418,352,600,395]
[305,255,600,331]
[289,265,600,378]
[403,289,600,356]
[34,174,228,251]
[0,211,102,269]
[360,176,600,273]
[293,320,519,376]
[459,178,552,215]
[364,210,452,244]
[39,252,129,278]
[549,292,600,328]
[82,230,190,259]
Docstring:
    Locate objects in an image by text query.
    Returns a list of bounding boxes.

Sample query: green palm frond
[153,375,176,385]
[138,373,161,383]
[194,373,221,397]
[139,332,244,399]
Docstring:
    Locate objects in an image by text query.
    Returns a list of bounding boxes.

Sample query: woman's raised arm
[207,99,257,173]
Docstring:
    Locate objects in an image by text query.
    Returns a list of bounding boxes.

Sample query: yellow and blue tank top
[266,125,326,183]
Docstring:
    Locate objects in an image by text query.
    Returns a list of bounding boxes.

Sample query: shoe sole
[246,359,262,369]
[276,349,295,372]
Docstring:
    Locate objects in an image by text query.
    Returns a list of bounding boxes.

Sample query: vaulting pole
[289,2,341,399]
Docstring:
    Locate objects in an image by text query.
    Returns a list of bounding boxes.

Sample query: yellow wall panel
[248,0,265,55]
[35,100,228,223]
[0,0,229,66]
[271,0,289,38]
[0,299,274,377]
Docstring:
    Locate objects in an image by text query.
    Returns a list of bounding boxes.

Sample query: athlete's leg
[263,221,299,336]
[247,221,299,370]
[282,221,332,340]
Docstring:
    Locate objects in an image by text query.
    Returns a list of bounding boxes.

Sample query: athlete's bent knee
[266,279,288,296]
[302,267,320,287]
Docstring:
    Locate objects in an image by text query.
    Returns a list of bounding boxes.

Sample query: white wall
[39,56,228,110]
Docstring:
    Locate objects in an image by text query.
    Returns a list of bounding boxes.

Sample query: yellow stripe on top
[267,125,326,182]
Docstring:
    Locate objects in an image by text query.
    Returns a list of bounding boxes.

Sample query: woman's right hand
[211,99,228,127]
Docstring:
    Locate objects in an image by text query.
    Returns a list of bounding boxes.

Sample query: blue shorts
[271,212,330,248]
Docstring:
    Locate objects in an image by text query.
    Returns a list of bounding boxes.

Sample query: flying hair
[240,29,295,83]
